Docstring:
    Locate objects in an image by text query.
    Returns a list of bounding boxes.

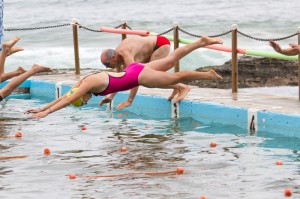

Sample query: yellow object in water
[66,88,84,107]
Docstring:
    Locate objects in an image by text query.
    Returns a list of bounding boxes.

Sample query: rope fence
[5,22,297,42]
[4,20,300,100]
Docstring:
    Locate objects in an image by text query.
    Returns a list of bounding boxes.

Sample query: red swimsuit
[153,35,171,51]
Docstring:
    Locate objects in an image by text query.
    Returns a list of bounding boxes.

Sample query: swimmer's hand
[99,96,112,106]
[116,100,132,110]
[31,110,49,119]
[289,43,300,53]
[269,40,282,53]
[25,108,43,114]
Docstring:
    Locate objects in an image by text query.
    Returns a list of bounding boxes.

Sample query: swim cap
[66,88,84,107]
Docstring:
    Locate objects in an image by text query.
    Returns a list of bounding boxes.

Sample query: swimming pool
[0,97,299,198]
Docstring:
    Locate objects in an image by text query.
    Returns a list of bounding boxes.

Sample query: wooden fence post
[121,19,127,41]
[231,24,238,93]
[173,22,180,72]
[72,19,80,75]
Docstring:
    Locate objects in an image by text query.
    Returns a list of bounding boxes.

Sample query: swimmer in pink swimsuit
[28,36,224,119]
[93,62,144,96]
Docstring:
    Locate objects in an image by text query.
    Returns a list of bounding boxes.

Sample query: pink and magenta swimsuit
[93,62,145,96]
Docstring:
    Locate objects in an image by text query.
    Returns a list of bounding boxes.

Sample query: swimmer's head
[66,88,91,107]
[101,49,115,68]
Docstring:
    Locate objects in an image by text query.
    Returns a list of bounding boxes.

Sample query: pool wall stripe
[55,82,63,99]
[247,108,258,135]
[171,102,179,118]
[2,79,300,138]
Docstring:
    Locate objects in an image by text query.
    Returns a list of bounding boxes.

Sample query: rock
[188,56,298,89]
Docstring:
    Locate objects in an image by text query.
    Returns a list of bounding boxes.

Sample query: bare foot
[2,37,21,54]
[174,84,190,103]
[7,46,24,56]
[167,89,179,101]
[209,69,222,80]
[31,64,52,73]
[16,66,26,75]
[199,36,223,46]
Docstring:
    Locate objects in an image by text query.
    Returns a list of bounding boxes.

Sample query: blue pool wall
[1,79,299,138]
[257,111,300,137]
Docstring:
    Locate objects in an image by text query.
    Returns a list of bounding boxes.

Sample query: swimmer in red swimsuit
[100,35,190,110]
[27,36,223,119]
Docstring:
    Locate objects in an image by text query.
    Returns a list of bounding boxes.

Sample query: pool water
[0,98,299,199]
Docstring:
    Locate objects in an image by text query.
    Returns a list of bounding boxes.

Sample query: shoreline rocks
[188,56,298,89]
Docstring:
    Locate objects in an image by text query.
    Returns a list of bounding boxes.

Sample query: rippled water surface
[0,98,299,198]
